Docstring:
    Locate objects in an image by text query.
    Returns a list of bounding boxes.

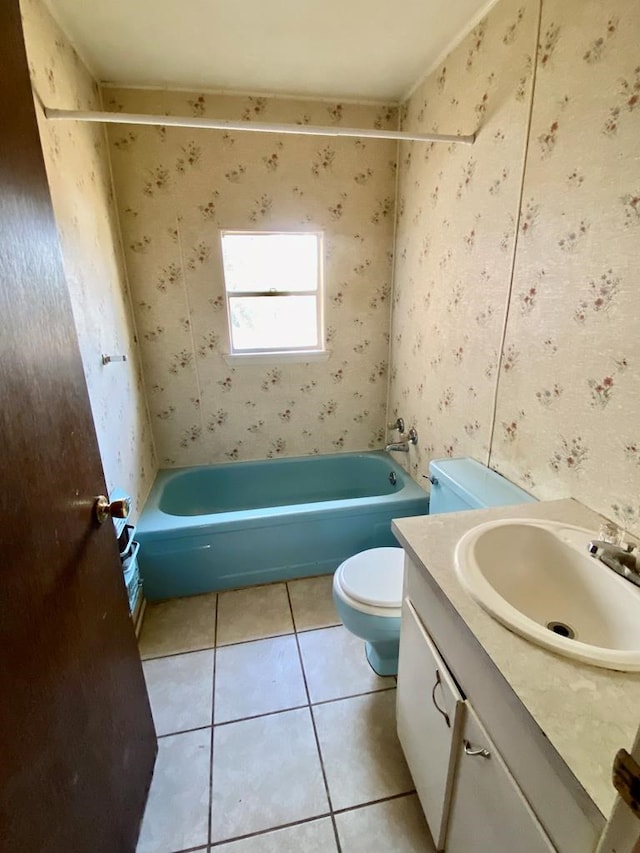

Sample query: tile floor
[136,575,435,853]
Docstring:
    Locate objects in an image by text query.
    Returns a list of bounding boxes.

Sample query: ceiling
[45,0,495,102]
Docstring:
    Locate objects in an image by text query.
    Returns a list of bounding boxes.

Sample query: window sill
[223,350,331,366]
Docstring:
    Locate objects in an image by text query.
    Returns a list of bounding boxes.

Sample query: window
[220,231,324,357]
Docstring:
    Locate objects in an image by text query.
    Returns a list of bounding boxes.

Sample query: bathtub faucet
[387,417,405,434]
[385,427,418,452]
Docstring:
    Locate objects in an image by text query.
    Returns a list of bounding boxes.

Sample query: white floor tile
[336,795,435,852]
[298,625,394,703]
[217,583,293,645]
[136,728,210,853]
[143,650,214,735]
[288,575,340,631]
[313,691,413,810]
[136,585,427,853]
[214,635,307,723]
[211,708,329,842]
[139,593,217,659]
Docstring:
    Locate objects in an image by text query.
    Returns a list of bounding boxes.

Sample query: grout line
[156,724,211,740]
[486,0,543,471]
[208,812,333,848]
[142,627,302,661]
[332,789,417,816]
[213,704,310,728]
[206,791,419,849]
[207,593,220,848]
[157,684,397,738]
[296,621,342,634]
[216,629,295,649]
[217,618,336,646]
[141,645,216,662]
[286,586,343,853]
[142,621,343,662]
[311,685,397,707]
[286,580,299,632]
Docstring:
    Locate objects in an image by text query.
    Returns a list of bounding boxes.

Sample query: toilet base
[365,639,400,676]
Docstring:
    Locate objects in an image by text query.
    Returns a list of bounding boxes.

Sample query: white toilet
[333,547,405,676]
[333,457,536,675]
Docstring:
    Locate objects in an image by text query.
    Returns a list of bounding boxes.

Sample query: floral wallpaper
[490,0,640,533]
[104,87,398,465]
[388,0,538,473]
[20,0,156,519]
[389,0,640,536]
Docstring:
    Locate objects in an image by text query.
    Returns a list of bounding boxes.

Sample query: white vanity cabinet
[396,599,464,849]
[446,703,555,853]
[397,593,554,852]
[396,552,602,853]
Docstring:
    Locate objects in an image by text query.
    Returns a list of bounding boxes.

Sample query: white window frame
[220,230,326,363]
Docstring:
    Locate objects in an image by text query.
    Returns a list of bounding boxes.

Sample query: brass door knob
[94,495,131,525]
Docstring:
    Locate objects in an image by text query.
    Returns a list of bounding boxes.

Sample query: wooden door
[0,2,156,851]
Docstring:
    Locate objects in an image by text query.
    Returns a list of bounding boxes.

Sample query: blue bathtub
[136,451,429,600]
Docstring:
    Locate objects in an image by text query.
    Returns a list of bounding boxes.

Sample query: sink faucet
[587,539,640,588]
[385,427,418,453]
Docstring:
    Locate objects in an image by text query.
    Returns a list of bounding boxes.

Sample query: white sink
[454,519,640,671]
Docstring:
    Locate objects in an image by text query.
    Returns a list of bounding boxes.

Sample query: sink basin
[454,519,640,671]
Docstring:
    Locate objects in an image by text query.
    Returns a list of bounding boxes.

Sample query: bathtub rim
[137,451,427,538]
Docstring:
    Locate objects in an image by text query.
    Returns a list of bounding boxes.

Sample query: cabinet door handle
[431,669,450,728]
[463,739,491,759]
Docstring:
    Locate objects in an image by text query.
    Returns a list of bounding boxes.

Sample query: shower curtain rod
[43,107,475,145]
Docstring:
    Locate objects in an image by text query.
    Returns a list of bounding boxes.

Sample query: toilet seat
[334,547,404,616]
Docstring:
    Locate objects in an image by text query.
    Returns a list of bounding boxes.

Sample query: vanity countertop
[392,497,640,819]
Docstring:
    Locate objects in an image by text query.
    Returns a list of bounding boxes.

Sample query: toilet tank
[428,457,536,515]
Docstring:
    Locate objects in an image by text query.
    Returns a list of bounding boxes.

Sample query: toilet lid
[339,548,405,608]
